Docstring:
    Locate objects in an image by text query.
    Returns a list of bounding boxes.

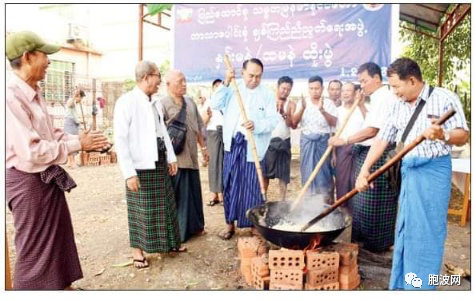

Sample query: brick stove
[237,236,361,290]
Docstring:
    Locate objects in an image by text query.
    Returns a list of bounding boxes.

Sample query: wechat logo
[405,272,422,288]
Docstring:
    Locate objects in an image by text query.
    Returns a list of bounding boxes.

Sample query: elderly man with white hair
[162,69,208,243]
[114,61,185,269]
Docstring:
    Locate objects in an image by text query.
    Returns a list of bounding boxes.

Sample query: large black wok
[247,200,351,250]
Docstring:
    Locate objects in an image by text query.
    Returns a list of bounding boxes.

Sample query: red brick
[100,154,111,165]
[238,237,261,259]
[306,250,339,270]
[88,155,101,166]
[305,282,339,290]
[270,269,303,286]
[339,265,359,285]
[338,258,357,275]
[80,152,89,166]
[324,243,358,266]
[253,275,270,290]
[109,151,117,163]
[307,267,339,287]
[269,249,305,270]
[340,274,361,290]
[269,282,303,290]
[240,264,253,285]
[257,242,269,256]
[252,255,270,278]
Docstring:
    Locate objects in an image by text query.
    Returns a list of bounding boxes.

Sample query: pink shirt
[6,73,82,173]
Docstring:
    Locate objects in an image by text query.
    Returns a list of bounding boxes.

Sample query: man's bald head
[166,69,187,97]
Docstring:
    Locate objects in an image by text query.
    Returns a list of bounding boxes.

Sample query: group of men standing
[5,30,468,291]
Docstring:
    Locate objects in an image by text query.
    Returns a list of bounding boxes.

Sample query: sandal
[171,246,187,253]
[207,199,220,206]
[133,257,149,269]
[218,229,235,240]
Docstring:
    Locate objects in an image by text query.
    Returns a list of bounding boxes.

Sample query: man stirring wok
[355,58,468,290]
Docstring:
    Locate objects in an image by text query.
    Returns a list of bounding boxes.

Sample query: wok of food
[247,198,352,249]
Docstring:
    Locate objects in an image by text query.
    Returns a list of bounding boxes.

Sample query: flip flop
[133,257,149,269]
[218,229,235,240]
[171,246,187,253]
[207,199,220,206]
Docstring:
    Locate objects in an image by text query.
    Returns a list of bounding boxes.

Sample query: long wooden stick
[223,55,267,202]
[300,108,457,231]
[78,101,87,131]
[6,234,12,290]
[290,96,361,211]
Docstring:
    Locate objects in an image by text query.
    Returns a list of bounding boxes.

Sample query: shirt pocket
[250,106,266,120]
[425,102,442,121]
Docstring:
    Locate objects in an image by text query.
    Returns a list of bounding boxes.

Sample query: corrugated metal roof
[400,4,450,32]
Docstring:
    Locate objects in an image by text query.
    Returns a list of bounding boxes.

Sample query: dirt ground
[5,154,471,290]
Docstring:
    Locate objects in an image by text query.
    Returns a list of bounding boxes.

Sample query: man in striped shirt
[356,58,468,290]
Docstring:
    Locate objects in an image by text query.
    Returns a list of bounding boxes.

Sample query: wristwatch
[443,130,451,143]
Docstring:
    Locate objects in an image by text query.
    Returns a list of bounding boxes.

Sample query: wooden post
[438,37,444,87]
[6,235,12,290]
[92,79,97,131]
[138,4,144,61]
[460,174,470,227]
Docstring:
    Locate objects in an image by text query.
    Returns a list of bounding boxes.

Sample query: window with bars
[39,60,75,105]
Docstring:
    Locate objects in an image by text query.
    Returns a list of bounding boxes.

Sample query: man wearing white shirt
[331,83,366,201]
[329,62,398,252]
[356,58,468,289]
[203,79,225,206]
[292,75,337,198]
[114,61,184,269]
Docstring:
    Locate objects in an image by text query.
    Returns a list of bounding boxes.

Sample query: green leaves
[400,12,470,127]
[146,4,173,16]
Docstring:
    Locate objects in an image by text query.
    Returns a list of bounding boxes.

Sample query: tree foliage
[122,60,171,93]
[146,4,172,16]
[400,10,470,126]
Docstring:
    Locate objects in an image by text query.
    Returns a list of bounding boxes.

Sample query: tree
[122,60,171,92]
[400,10,470,127]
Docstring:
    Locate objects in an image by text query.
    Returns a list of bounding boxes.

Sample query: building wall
[6,3,172,82]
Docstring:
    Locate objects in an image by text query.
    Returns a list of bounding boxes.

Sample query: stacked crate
[324,243,360,290]
[268,249,305,290]
[305,250,340,290]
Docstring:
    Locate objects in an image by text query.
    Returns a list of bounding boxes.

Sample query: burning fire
[304,235,323,251]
